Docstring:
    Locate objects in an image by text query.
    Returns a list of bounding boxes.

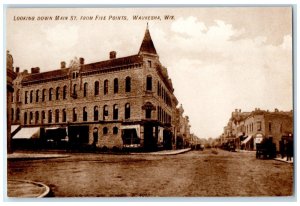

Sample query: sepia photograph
[4,4,295,200]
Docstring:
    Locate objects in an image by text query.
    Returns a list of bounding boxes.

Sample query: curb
[7,179,50,198]
[130,148,191,155]
[7,154,70,161]
[274,158,293,164]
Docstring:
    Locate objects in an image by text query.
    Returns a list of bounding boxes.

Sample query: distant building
[221,108,293,151]
[10,26,181,151]
[174,104,191,148]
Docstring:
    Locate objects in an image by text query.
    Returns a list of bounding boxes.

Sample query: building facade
[11,27,179,151]
[220,108,293,151]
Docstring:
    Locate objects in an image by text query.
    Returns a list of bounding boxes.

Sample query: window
[63,86,67,100]
[16,89,20,102]
[42,89,46,102]
[24,112,27,125]
[30,90,33,103]
[72,71,78,79]
[125,77,131,92]
[73,108,77,122]
[113,104,118,120]
[36,90,39,102]
[49,88,53,101]
[257,121,262,131]
[25,91,28,104]
[157,82,160,96]
[146,76,152,91]
[148,60,152,68]
[35,111,39,124]
[125,103,130,119]
[62,109,67,122]
[94,106,99,121]
[103,127,108,135]
[16,108,20,121]
[104,80,108,95]
[94,81,99,96]
[103,105,108,120]
[29,112,33,124]
[56,87,60,100]
[269,122,272,132]
[73,84,77,96]
[114,78,118,94]
[84,83,88,97]
[42,111,45,124]
[146,109,152,119]
[113,127,118,135]
[48,110,52,123]
[11,108,14,121]
[83,107,87,121]
[55,109,59,123]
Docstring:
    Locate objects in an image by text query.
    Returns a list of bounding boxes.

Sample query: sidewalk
[274,157,294,164]
[131,148,191,155]
[7,152,70,160]
[7,179,50,198]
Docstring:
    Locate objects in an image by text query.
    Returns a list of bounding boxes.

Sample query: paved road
[7,149,293,197]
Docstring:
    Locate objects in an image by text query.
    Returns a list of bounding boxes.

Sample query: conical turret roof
[139,25,157,55]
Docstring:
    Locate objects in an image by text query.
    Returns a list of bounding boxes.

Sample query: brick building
[220,108,293,151]
[10,26,179,151]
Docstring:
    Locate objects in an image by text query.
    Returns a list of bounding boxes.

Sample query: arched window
[56,87,60,100]
[49,88,53,101]
[146,108,152,119]
[48,110,52,123]
[73,108,77,122]
[114,78,118,94]
[24,112,27,125]
[94,81,99,96]
[62,109,67,122]
[29,112,33,124]
[84,82,88,97]
[42,89,46,102]
[41,111,45,124]
[104,80,108,95]
[146,76,152,91]
[63,85,67,100]
[113,126,118,135]
[103,127,108,135]
[125,76,131,92]
[103,105,108,120]
[94,106,99,121]
[35,111,39,124]
[25,91,28,104]
[83,107,87,121]
[11,108,14,122]
[55,109,59,123]
[30,90,33,103]
[36,90,40,102]
[113,104,118,120]
[125,103,130,119]
[16,108,20,121]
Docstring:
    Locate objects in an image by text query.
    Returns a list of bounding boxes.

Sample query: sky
[6,7,293,138]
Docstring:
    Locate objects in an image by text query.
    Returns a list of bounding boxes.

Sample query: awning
[121,125,140,138]
[241,135,252,145]
[13,127,40,139]
[11,125,20,133]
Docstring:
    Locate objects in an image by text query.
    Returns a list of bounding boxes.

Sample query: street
[7,149,293,197]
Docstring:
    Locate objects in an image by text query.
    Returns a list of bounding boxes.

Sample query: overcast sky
[6,7,293,138]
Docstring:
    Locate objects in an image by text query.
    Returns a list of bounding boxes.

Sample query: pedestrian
[286,140,293,162]
[279,140,285,159]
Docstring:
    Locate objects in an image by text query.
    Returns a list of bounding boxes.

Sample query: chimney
[31,67,40,74]
[110,51,116,59]
[23,69,28,74]
[61,61,66,69]
[15,67,20,73]
[79,57,84,65]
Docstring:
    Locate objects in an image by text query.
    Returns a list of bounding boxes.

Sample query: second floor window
[84,83,88,97]
[63,86,67,100]
[83,107,88,121]
[125,103,130,119]
[95,81,99,96]
[104,80,108,95]
[49,88,53,101]
[113,104,118,120]
[125,77,131,92]
[146,76,152,91]
[114,78,118,94]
